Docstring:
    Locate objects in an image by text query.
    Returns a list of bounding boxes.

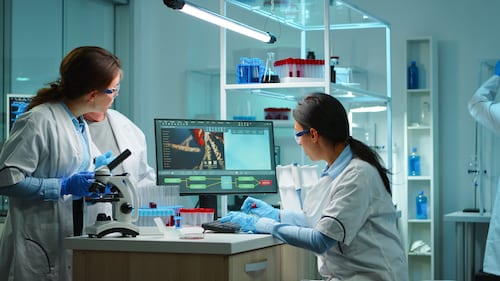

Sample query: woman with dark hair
[221,93,408,280]
[0,46,122,280]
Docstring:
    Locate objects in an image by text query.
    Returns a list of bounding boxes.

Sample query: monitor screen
[154,119,278,196]
[6,94,33,137]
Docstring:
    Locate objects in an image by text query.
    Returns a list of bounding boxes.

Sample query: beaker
[261,52,280,83]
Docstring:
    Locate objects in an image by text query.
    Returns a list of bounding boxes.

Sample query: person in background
[0,46,122,280]
[83,109,156,227]
[468,60,500,277]
[221,93,408,280]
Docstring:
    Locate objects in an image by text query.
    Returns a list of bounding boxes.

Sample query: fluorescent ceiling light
[163,0,276,44]
[15,77,30,82]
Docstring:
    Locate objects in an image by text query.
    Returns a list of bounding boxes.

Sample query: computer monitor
[6,94,33,137]
[154,119,278,196]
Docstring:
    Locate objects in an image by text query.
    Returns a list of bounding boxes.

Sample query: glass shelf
[408,176,432,181]
[227,0,389,31]
[408,252,432,257]
[225,82,390,104]
[408,219,431,223]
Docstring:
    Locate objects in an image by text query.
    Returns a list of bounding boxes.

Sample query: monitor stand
[199,195,218,218]
[198,195,228,219]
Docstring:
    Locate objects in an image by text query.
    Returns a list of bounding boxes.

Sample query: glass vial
[261,52,280,83]
[330,56,339,83]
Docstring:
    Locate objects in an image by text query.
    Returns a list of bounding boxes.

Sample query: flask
[408,147,421,176]
[416,190,428,219]
[408,61,419,89]
[261,52,280,83]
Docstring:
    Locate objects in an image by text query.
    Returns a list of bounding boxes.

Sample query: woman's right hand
[60,171,95,198]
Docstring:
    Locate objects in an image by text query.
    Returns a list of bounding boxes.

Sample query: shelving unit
[219,0,392,169]
[214,1,393,279]
[403,37,439,280]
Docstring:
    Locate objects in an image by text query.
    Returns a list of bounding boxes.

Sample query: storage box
[336,67,353,84]
[264,107,291,120]
[136,206,179,227]
[274,58,325,79]
[179,208,215,227]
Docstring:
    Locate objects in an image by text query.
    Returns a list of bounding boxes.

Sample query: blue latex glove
[240,197,280,221]
[94,150,114,169]
[60,171,95,197]
[219,211,258,233]
[496,60,500,76]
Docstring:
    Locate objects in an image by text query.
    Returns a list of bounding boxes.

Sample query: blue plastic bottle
[416,190,428,219]
[408,61,419,89]
[408,147,421,176]
[237,57,250,84]
[249,58,261,83]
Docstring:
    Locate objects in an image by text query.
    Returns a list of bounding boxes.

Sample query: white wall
[120,0,500,279]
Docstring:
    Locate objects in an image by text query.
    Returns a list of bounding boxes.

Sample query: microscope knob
[121,203,133,214]
[96,213,111,221]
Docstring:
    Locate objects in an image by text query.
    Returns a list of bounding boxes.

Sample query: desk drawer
[228,245,281,281]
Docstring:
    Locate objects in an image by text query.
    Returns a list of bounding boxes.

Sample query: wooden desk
[444,211,491,281]
[65,229,288,281]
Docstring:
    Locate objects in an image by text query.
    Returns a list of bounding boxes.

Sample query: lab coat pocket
[21,223,59,280]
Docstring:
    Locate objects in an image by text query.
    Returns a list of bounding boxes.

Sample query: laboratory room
[1,0,500,281]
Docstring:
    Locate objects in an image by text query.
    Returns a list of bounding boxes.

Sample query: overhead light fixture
[163,0,276,44]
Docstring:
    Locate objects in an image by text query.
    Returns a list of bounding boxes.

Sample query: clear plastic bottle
[420,101,430,126]
[416,190,428,219]
[408,147,421,176]
[408,61,419,89]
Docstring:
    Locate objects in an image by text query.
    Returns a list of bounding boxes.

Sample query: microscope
[85,149,140,238]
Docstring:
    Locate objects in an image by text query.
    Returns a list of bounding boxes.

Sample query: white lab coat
[0,102,99,281]
[84,109,156,227]
[468,74,500,276]
[106,109,156,189]
[303,159,408,281]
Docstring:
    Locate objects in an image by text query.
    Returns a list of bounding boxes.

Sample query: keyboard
[201,220,241,233]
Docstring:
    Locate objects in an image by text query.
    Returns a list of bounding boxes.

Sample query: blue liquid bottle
[416,190,428,219]
[408,61,419,89]
[408,147,421,176]
[237,57,250,84]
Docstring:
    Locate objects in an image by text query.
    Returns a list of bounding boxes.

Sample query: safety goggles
[104,83,120,95]
[294,128,310,144]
